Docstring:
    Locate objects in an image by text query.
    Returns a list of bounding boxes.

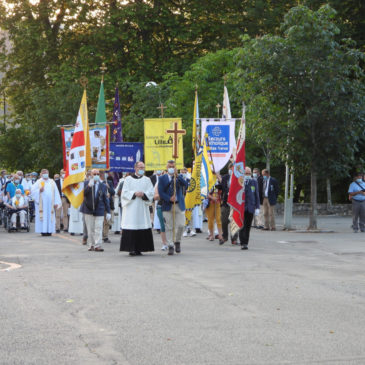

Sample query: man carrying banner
[158,160,188,255]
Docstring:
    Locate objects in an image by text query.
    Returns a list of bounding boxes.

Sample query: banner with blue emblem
[201,119,236,172]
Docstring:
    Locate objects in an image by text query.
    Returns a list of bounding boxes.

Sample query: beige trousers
[84,214,104,248]
[163,205,185,246]
[56,196,69,230]
[263,197,275,229]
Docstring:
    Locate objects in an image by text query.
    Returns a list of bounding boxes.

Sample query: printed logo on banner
[206,125,229,153]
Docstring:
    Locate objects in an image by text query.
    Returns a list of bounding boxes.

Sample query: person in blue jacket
[82,169,111,252]
[158,160,188,256]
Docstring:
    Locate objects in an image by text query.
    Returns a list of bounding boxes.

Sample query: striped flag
[227,104,246,235]
[62,90,91,208]
[200,135,215,199]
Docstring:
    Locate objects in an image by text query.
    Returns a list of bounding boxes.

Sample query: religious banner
[144,118,184,171]
[109,142,144,172]
[201,118,236,172]
[61,126,75,170]
[62,125,109,170]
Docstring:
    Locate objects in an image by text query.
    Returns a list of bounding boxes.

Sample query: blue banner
[109,142,144,172]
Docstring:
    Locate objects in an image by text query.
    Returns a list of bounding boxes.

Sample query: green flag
[95,81,107,124]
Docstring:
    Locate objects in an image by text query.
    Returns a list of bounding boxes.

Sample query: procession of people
[0,161,280,254]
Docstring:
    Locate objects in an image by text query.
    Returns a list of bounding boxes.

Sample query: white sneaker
[183,231,188,237]
[189,230,196,237]
[161,245,168,251]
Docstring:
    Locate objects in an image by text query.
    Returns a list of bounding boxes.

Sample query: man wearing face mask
[55,169,70,233]
[158,160,189,255]
[120,161,155,256]
[6,174,25,199]
[5,188,28,229]
[32,169,61,236]
[261,169,279,231]
[82,169,111,252]
[348,172,365,233]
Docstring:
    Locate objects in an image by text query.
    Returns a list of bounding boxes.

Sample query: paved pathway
[0,215,364,364]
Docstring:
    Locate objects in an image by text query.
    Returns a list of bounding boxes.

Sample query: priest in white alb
[120,161,154,256]
[32,168,61,236]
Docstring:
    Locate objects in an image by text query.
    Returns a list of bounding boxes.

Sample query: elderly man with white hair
[5,188,28,229]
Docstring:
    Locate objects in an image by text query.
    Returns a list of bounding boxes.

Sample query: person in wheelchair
[5,188,28,229]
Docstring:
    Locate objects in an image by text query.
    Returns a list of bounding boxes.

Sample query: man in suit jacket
[82,169,111,252]
[239,167,260,250]
[261,169,279,231]
[55,169,70,233]
[220,163,234,243]
[158,160,188,255]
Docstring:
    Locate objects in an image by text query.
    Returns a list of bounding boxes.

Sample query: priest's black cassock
[120,174,154,254]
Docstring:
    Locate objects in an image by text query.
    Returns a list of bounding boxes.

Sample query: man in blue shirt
[348,172,365,233]
[6,174,25,199]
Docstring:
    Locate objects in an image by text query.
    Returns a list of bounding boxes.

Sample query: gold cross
[157,103,167,118]
[80,76,88,89]
[166,122,186,159]
[223,74,228,85]
[100,62,107,82]
[216,103,221,118]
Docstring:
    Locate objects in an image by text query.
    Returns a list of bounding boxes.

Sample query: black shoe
[70,233,75,236]
[174,242,181,253]
[114,231,120,235]
[215,234,219,239]
[168,246,174,255]
[129,252,137,256]
[157,229,161,234]
[219,239,225,245]
[41,233,47,236]
[63,229,68,233]
[196,228,202,233]
[136,251,143,256]
[241,245,248,250]
[103,238,111,243]
[56,229,60,233]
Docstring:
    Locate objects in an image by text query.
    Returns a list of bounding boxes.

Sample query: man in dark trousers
[239,167,260,250]
[220,163,234,243]
[261,169,279,231]
[82,169,111,252]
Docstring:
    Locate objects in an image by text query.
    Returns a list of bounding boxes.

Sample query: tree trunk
[326,178,332,208]
[308,169,318,230]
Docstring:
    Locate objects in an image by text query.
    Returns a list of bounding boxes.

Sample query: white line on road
[0,260,22,272]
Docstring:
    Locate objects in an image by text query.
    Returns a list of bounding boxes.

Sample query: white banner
[201,118,236,172]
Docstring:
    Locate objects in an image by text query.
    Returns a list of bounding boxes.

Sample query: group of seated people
[3,188,29,229]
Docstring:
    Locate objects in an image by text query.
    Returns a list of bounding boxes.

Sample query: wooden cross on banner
[157,103,167,118]
[166,122,186,159]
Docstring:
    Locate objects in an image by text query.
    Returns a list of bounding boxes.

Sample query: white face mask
[16,194,21,199]
[168,168,175,175]
[42,173,49,179]
[61,174,65,179]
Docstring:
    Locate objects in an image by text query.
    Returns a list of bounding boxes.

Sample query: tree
[235,5,365,229]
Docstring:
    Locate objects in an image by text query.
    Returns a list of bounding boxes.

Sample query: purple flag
[111,86,123,142]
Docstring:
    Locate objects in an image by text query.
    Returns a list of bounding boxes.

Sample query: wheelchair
[5,207,30,233]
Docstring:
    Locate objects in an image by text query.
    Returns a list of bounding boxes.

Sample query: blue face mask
[156,170,162,175]
[253,173,258,178]
[263,175,268,180]
[138,170,145,176]
[182,173,187,179]
[168,168,175,175]
[93,175,100,182]
[14,180,20,184]
[42,174,49,179]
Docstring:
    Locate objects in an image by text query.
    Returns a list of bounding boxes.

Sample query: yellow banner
[144,118,184,171]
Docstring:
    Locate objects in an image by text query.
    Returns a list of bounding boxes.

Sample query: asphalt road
[1,216,365,365]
